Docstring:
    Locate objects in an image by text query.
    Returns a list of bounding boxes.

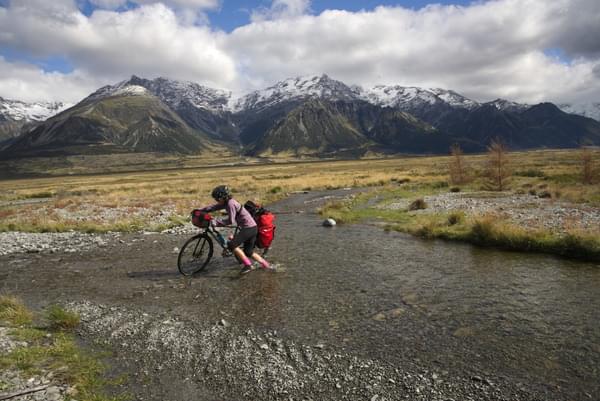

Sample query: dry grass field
[0,149,599,244]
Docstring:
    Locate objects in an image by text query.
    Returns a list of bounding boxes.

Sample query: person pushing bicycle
[199,185,273,274]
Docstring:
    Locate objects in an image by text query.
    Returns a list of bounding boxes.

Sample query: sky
[0,0,599,106]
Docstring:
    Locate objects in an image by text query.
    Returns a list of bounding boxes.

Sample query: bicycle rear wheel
[178,234,213,275]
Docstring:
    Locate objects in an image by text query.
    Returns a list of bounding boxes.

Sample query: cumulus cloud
[89,0,220,24]
[0,56,100,102]
[0,2,236,97]
[251,0,311,22]
[228,0,600,103]
[0,0,599,104]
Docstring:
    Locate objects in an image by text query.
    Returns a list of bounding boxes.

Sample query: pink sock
[241,256,251,266]
[260,260,270,268]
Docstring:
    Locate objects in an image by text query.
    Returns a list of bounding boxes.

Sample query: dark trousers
[228,226,257,257]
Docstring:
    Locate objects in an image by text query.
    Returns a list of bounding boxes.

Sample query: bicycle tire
[177,234,213,276]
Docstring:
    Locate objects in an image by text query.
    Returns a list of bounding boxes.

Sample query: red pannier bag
[255,211,275,249]
[191,209,212,228]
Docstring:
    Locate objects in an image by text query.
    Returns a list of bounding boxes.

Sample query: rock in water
[323,218,337,227]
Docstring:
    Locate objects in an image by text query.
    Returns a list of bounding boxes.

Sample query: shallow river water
[240,190,600,399]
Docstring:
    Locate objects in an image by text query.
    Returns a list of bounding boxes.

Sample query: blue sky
[206,0,476,32]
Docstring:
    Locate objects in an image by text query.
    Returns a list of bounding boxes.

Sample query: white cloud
[0,3,236,97]
[228,0,600,103]
[89,0,220,24]
[0,56,100,103]
[251,0,311,22]
[0,0,599,104]
[89,0,128,9]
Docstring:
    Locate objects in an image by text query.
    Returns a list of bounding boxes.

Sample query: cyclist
[200,185,272,274]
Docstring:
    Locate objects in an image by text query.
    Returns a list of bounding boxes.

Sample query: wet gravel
[0,231,117,256]
[380,192,600,233]
[68,301,535,401]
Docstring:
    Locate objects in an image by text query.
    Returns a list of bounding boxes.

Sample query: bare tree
[449,143,467,185]
[484,138,511,191]
[581,146,593,184]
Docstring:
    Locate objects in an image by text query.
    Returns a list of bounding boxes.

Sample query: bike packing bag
[255,211,275,249]
[191,209,212,228]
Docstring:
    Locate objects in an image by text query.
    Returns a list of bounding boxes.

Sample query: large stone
[323,218,337,227]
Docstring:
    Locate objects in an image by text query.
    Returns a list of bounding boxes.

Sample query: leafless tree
[484,138,511,191]
[449,143,467,185]
[581,146,595,185]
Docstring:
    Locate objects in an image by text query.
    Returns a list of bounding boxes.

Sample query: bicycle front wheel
[177,234,213,276]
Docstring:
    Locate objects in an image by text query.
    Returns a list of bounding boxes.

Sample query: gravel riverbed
[380,192,600,233]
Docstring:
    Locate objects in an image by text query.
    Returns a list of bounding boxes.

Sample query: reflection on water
[244,191,600,400]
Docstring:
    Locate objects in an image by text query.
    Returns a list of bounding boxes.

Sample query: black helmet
[211,185,231,201]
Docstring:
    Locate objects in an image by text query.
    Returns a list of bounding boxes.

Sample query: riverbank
[0,296,125,401]
[320,187,600,262]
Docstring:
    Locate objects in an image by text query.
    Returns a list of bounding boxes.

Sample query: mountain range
[1,74,599,158]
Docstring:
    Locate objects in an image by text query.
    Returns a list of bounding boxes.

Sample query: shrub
[432,181,449,189]
[408,198,427,211]
[450,187,461,193]
[470,216,496,242]
[528,189,537,196]
[269,186,283,194]
[538,191,552,199]
[47,305,80,331]
[392,177,411,184]
[447,211,465,225]
[514,169,546,177]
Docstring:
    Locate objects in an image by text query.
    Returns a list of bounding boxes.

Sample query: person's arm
[200,203,225,213]
[215,200,238,227]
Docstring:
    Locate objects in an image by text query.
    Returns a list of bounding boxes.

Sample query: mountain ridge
[2,74,600,158]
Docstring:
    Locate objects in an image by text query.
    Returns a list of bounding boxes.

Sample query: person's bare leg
[251,252,272,270]
[233,247,252,270]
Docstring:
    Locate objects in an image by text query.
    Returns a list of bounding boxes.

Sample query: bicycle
[177,210,238,276]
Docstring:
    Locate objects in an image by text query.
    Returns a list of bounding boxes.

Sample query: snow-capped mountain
[559,103,600,122]
[85,75,232,113]
[0,97,70,122]
[232,74,362,112]
[362,85,479,110]
[483,98,529,112]
[232,75,487,114]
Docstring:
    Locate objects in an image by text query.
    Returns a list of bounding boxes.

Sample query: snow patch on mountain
[85,76,231,113]
[559,103,600,121]
[0,97,70,122]
[363,85,479,109]
[113,85,149,97]
[232,74,362,112]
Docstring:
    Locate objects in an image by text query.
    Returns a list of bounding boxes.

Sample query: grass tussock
[0,295,33,326]
[0,296,128,401]
[46,305,80,331]
[408,198,427,211]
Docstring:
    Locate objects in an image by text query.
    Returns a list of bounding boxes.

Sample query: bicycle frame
[203,224,240,250]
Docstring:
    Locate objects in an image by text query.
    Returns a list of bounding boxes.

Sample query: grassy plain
[0,149,599,253]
